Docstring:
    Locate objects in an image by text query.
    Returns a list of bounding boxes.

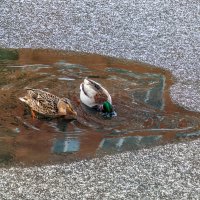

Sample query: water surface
[0,48,199,167]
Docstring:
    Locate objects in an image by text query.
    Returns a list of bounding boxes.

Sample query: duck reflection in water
[52,138,80,154]
[51,118,80,154]
[98,135,163,152]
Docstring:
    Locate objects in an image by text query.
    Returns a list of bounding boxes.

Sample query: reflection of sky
[52,138,80,153]
[135,76,165,110]
[106,68,165,110]
[99,135,162,151]
[176,130,200,139]
[58,77,75,81]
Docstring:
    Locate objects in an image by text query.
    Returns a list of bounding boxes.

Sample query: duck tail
[84,77,90,84]
[25,87,33,91]
[19,97,27,103]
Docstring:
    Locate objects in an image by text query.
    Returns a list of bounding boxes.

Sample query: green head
[103,101,113,113]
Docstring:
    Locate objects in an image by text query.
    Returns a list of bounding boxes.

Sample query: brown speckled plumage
[19,89,77,118]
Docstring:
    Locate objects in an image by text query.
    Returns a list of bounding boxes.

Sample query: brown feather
[94,92,108,104]
[20,89,76,118]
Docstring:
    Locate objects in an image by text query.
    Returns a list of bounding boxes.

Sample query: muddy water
[0,48,199,167]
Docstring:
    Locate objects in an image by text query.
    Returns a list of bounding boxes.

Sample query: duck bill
[111,111,117,117]
[69,110,77,119]
[72,111,77,117]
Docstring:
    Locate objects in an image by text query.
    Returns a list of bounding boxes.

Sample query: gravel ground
[0,141,200,199]
[0,0,200,199]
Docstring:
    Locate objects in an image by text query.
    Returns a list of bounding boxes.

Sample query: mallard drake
[80,78,116,116]
[19,89,77,119]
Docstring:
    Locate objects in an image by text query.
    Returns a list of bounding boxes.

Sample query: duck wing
[26,89,59,114]
[86,79,111,104]
[27,89,58,101]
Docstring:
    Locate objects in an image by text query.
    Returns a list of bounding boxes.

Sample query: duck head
[57,99,77,119]
[102,101,117,117]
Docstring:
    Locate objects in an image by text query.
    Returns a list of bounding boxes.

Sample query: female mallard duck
[80,78,116,116]
[19,89,77,119]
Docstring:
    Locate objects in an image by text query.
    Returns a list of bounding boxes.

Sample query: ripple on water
[0,48,199,167]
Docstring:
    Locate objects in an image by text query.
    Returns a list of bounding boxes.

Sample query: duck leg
[31,109,36,119]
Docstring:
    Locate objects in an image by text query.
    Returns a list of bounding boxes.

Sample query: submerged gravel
[0,0,200,199]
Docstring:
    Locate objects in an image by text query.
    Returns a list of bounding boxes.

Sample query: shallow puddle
[0,48,199,167]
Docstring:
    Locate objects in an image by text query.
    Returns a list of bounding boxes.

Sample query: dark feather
[87,79,109,103]
[88,79,102,91]
[81,83,89,97]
